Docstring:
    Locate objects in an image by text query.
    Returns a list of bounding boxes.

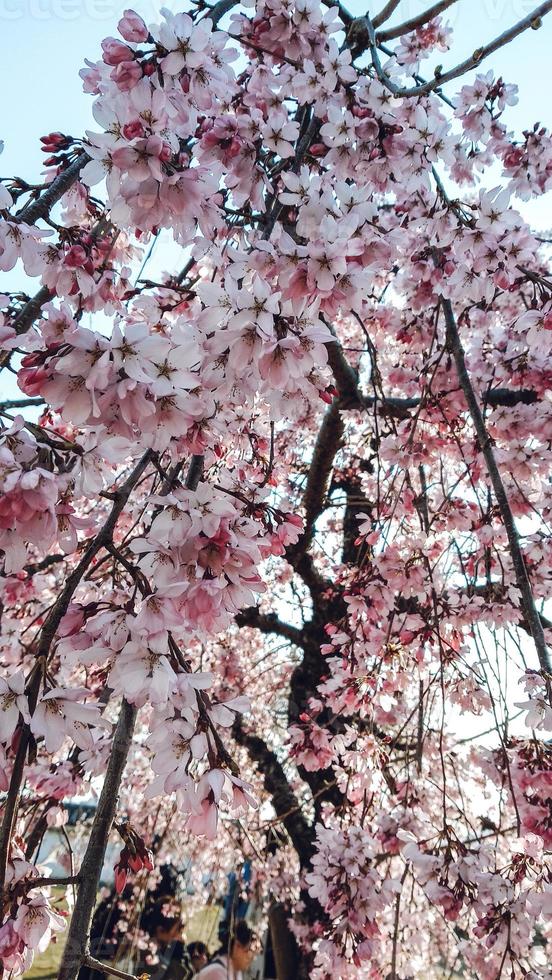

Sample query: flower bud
[118,9,149,43]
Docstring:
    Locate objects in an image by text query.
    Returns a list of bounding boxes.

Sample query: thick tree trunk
[57,699,137,980]
[268,903,311,980]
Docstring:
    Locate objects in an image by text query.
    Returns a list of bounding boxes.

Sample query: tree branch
[36,450,154,662]
[372,0,401,29]
[57,699,137,980]
[359,386,539,416]
[366,2,552,98]
[11,286,52,337]
[204,0,239,26]
[0,451,154,899]
[232,719,314,867]
[15,154,90,226]
[0,397,45,411]
[235,608,305,646]
[376,0,460,43]
[83,956,140,980]
[23,874,80,890]
[442,298,552,675]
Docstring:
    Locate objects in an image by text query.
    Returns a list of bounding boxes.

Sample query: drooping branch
[57,699,137,980]
[442,298,552,675]
[35,450,155,662]
[0,451,154,897]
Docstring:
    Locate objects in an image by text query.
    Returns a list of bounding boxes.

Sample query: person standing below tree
[187,941,209,974]
[198,920,256,979]
[140,898,194,980]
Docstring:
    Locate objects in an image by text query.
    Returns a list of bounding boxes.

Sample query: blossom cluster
[2,0,552,976]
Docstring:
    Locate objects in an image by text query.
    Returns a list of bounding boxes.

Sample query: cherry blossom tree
[2,1,552,977]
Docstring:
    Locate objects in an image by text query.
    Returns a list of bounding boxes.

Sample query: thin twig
[83,956,140,980]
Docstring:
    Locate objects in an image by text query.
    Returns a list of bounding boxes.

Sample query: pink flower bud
[114,865,127,894]
[18,366,49,396]
[128,853,142,872]
[110,61,142,91]
[40,132,69,151]
[58,605,86,637]
[159,142,172,163]
[118,9,149,43]
[64,245,88,269]
[102,37,134,66]
[122,120,145,141]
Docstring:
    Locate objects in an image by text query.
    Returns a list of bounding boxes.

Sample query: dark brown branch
[326,337,362,404]
[442,298,551,675]
[15,154,90,226]
[366,2,552,98]
[232,719,314,867]
[325,336,540,414]
[0,665,42,912]
[58,700,137,980]
[235,608,305,646]
[185,453,204,491]
[377,0,459,42]
[302,399,344,548]
[372,0,401,29]
[36,450,154,662]
[0,397,45,411]
[23,874,80,890]
[204,0,238,26]
[22,553,66,576]
[11,286,52,336]
[345,386,537,415]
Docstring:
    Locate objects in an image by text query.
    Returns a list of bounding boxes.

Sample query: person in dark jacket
[187,940,209,974]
